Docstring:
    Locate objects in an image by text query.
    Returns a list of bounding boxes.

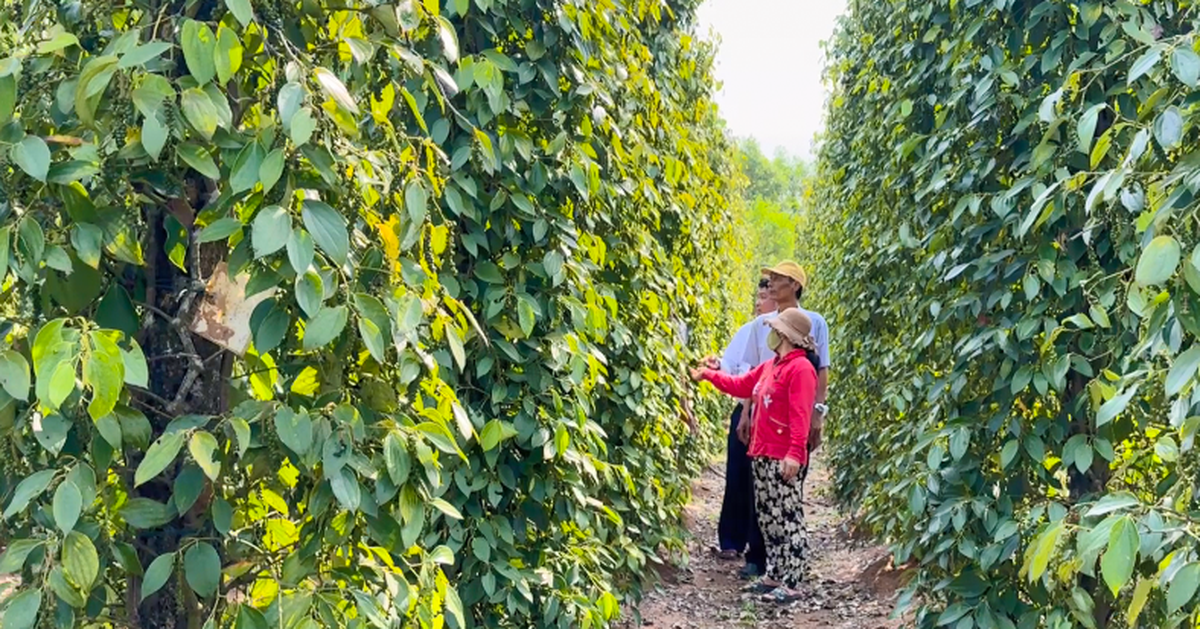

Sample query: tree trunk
[129,200,228,628]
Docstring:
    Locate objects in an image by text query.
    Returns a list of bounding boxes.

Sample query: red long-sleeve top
[699,349,817,465]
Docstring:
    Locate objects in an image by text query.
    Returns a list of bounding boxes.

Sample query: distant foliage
[0,0,741,626]
[734,138,807,284]
[809,1,1200,627]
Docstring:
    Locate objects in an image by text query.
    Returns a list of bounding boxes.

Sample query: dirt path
[627,455,908,628]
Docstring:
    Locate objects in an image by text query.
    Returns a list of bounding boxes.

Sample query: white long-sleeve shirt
[720,309,831,376]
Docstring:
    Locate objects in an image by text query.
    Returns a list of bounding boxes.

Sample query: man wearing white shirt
[736,261,830,449]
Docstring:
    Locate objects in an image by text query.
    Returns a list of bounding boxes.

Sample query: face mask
[766,330,782,352]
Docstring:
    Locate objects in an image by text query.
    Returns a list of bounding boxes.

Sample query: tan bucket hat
[767,308,817,352]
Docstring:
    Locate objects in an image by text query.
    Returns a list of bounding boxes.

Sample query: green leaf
[226,0,254,26]
[1168,562,1200,613]
[1136,236,1181,286]
[479,419,508,451]
[0,76,13,126]
[429,545,454,565]
[53,481,82,534]
[290,108,317,146]
[174,464,205,515]
[140,553,175,602]
[295,271,324,318]
[119,41,173,69]
[177,143,220,179]
[430,497,462,520]
[115,406,152,450]
[83,331,124,421]
[405,180,428,224]
[555,423,569,456]
[121,340,149,388]
[384,433,410,484]
[37,32,79,54]
[1154,106,1184,150]
[301,200,349,265]
[1029,521,1064,582]
[48,567,85,608]
[1,589,42,629]
[1128,578,1153,627]
[1167,346,1200,397]
[252,205,290,258]
[0,350,30,401]
[141,111,168,160]
[62,531,99,590]
[3,470,55,519]
[313,67,359,114]
[1076,103,1105,154]
[1172,47,1200,87]
[286,229,315,273]
[358,316,386,363]
[189,431,221,480]
[11,135,50,182]
[71,224,103,269]
[135,432,186,487]
[181,20,217,85]
[119,498,176,528]
[437,17,459,63]
[197,218,243,243]
[1000,440,1019,469]
[181,88,219,140]
[303,306,349,350]
[1128,47,1162,85]
[131,74,174,118]
[275,408,313,456]
[1101,516,1139,596]
[258,148,285,193]
[184,542,221,598]
[329,467,361,512]
[516,295,536,338]
[214,25,242,85]
[0,539,42,574]
[446,326,466,371]
[33,413,70,454]
[113,542,142,576]
[230,142,265,193]
[212,498,233,535]
[1098,386,1138,427]
[277,83,303,124]
[474,261,504,283]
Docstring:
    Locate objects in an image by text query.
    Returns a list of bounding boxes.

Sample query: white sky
[696,0,849,161]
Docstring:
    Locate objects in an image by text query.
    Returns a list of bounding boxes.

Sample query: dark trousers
[718,404,766,569]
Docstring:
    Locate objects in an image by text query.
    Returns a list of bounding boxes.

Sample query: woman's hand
[689,367,706,381]
[736,413,751,445]
[701,355,720,370]
[780,457,802,481]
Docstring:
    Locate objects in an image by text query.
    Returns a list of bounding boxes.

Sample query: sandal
[712,549,740,561]
[738,563,763,580]
[760,587,802,604]
[740,580,778,594]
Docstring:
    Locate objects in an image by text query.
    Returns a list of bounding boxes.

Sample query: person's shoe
[712,549,740,561]
[760,587,802,604]
[738,563,763,580]
[740,580,775,594]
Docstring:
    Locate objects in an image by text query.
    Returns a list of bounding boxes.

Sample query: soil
[625,454,911,628]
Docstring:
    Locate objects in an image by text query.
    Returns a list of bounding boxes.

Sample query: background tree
[731,138,809,283]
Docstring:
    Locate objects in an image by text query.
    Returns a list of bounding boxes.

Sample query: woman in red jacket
[691,308,819,603]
